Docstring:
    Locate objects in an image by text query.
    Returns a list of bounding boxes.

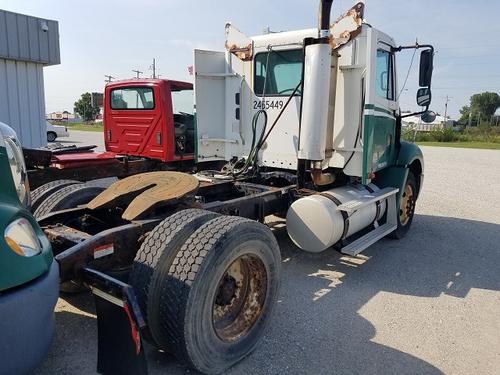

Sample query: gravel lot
[36,146,500,375]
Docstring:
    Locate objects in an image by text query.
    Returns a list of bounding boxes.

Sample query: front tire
[47,131,57,142]
[390,171,417,239]
[153,216,281,374]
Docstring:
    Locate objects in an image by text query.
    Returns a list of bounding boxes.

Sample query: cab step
[337,187,399,213]
[341,223,397,256]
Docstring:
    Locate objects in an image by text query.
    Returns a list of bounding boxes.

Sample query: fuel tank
[286,184,386,253]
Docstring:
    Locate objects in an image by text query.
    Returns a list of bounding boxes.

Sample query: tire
[47,131,57,142]
[34,183,106,219]
[159,216,281,374]
[390,171,417,239]
[30,179,81,213]
[129,209,220,347]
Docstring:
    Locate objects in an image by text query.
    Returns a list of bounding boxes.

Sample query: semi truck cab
[194,5,431,189]
[104,79,195,162]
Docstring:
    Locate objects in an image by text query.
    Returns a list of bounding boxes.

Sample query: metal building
[0,9,60,148]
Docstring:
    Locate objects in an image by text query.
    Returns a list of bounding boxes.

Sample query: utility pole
[132,69,143,78]
[443,95,452,127]
[150,58,156,78]
[104,75,115,83]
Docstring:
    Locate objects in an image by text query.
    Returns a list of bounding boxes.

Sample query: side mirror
[421,110,437,124]
[416,87,432,107]
[419,49,433,87]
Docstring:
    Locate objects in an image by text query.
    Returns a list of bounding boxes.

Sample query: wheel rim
[212,254,267,342]
[399,183,414,226]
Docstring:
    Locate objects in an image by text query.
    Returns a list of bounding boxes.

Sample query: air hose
[231,109,268,176]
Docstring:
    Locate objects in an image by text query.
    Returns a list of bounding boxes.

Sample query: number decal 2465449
[253,100,284,110]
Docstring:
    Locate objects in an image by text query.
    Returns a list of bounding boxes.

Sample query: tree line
[459,92,500,126]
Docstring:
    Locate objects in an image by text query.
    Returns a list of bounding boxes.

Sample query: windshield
[254,49,303,96]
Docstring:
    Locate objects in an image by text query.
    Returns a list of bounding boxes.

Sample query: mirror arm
[393,43,434,120]
[392,44,434,55]
[400,107,429,119]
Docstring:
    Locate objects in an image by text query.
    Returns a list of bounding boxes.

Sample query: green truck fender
[373,141,424,204]
[0,122,54,290]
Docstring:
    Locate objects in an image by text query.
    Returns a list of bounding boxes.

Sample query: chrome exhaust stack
[298,0,334,186]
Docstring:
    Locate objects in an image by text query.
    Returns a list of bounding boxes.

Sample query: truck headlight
[3,134,30,207]
[4,218,42,257]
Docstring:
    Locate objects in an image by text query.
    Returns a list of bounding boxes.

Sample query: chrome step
[341,223,397,256]
[337,187,399,213]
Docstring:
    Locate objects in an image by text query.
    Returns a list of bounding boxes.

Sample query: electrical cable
[398,47,417,100]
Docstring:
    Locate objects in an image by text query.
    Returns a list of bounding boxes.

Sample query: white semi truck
[195,1,433,253]
[36,1,435,374]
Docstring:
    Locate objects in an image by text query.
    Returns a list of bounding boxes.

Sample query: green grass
[52,122,103,132]
[417,141,500,150]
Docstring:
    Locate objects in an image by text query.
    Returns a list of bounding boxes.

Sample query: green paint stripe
[364,113,396,123]
[364,104,394,116]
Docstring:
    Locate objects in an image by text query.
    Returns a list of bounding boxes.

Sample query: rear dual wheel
[33,183,105,219]
[30,179,81,213]
[129,210,281,374]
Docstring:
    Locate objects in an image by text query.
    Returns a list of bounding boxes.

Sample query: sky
[1,0,500,119]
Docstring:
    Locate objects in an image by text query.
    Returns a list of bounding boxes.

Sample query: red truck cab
[104,79,194,162]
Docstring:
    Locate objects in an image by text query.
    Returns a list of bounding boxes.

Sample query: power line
[132,69,143,78]
[104,75,115,83]
[437,43,500,50]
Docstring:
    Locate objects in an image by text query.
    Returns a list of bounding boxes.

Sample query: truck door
[194,50,242,163]
[105,83,168,161]
[252,48,303,170]
[363,30,398,184]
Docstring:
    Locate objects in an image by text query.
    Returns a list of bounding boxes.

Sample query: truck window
[172,89,193,115]
[254,49,303,96]
[375,49,394,101]
[110,87,155,110]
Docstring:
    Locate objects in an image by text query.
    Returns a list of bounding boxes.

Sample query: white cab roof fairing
[251,29,318,49]
[375,29,396,48]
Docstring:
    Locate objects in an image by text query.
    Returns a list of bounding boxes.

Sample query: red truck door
[105,81,170,161]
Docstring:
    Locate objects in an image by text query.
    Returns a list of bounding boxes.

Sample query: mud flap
[83,267,148,375]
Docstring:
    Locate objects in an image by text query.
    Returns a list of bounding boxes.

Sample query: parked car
[46,121,69,142]
[0,121,59,374]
